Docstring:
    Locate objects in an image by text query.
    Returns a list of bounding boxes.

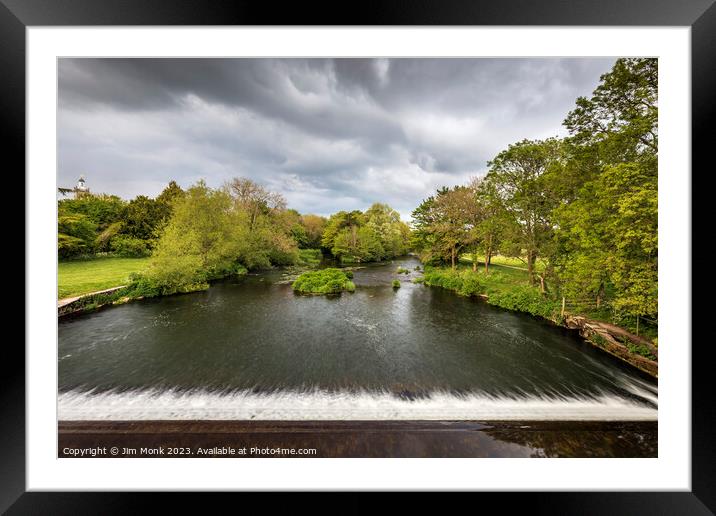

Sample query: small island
[292,268,356,295]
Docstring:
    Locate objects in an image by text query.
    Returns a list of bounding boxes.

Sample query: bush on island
[292,268,356,294]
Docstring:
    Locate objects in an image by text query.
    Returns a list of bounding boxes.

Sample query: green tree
[300,214,327,249]
[144,181,239,294]
[58,193,125,256]
[119,195,162,241]
[556,57,658,319]
[485,137,563,285]
[473,176,514,273]
[57,214,97,258]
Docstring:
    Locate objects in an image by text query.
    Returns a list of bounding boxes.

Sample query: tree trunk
[451,247,456,270]
[484,237,492,274]
[472,250,478,272]
[527,250,536,285]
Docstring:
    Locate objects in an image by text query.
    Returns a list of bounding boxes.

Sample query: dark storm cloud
[58,57,616,218]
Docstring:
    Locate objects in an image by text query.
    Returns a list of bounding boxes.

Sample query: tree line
[411,58,657,321]
[58,176,411,296]
[58,181,184,258]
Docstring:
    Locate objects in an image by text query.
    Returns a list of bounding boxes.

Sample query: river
[58,256,657,426]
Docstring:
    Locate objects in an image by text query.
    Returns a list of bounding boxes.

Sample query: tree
[485,137,563,284]
[473,176,513,273]
[58,193,125,256]
[410,186,476,270]
[556,57,658,318]
[155,180,185,223]
[119,195,163,241]
[142,178,301,294]
[364,203,411,259]
[321,205,410,263]
[564,58,657,162]
[227,177,286,232]
[57,214,97,258]
[300,214,327,249]
[322,210,365,261]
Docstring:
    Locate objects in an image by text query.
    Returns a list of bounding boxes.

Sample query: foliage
[300,214,327,249]
[485,137,563,283]
[392,279,401,288]
[487,286,561,320]
[292,268,356,294]
[110,234,152,257]
[57,182,184,258]
[322,204,410,263]
[421,268,485,297]
[58,214,97,258]
[298,248,323,266]
[555,58,658,319]
[132,178,301,295]
[420,264,560,320]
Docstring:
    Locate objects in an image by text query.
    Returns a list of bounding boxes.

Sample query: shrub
[392,279,401,288]
[292,268,356,294]
[421,269,484,297]
[487,286,560,320]
[110,235,152,257]
[298,248,323,266]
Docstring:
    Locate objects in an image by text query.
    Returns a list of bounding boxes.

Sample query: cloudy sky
[58,58,615,220]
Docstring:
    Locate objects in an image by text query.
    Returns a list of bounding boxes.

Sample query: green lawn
[460,253,547,272]
[58,256,151,299]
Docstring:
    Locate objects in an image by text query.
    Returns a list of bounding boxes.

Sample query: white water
[58,387,658,421]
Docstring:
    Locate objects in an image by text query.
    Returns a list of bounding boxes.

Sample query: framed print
[6,0,715,511]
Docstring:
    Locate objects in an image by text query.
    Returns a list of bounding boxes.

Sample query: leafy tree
[486,137,563,285]
[321,205,409,263]
[473,176,514,273]
[556,57,658,318]
[564,58,657,162]
[58,194,125,230]
[57,213,97,258]
[364,203,411,259]
[410,186,478,270]
[300,214,327,249]
[119,195,163,241]
[322,210,365,261]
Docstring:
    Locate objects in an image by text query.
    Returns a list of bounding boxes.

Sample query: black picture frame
[6,0,714,512]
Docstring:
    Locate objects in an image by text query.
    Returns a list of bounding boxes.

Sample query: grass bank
[58,256,151,298]
[419,262,561,321]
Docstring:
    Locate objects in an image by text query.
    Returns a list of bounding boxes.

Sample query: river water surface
[58,256,657,422]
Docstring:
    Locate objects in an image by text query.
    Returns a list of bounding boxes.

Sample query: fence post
[561,296,565,318]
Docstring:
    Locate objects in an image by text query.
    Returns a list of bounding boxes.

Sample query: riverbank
[418,263,658,378]
[58,256,151,298]
[57,250,326,316]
